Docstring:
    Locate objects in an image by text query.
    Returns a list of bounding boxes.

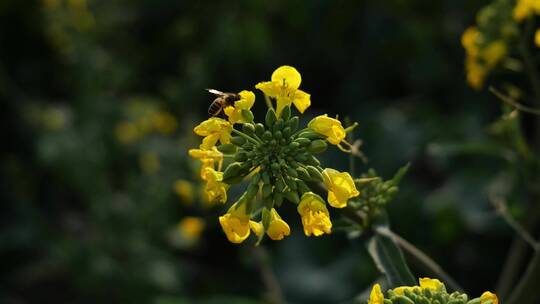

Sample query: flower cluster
[189,66,360,243]
[462,0,540,89]
[367,278,498,304]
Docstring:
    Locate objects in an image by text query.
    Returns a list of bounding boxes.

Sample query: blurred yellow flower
[368,284,384,304]
[256,65,311,115]
[202,167,228,204]
[193,117,232,149]
[513,0,540,22]
[308,115,346,145]
[139,152,160,174]
[173,180,194,205]
[219,202,251,243]
[224,90,255,124]
[266,208,290,240]
[480,291,499,304]
[535,29,540,47]
[322,168,359,208]
[177,217,205,241]
[461,26,480,57]
[297,192,332,236]
[115,121,139,144]
[465,58,487,90]
[483,40,507,68]
[153,112,177,134]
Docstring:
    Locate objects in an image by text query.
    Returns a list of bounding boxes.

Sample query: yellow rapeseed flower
[178,216,205,241]
[465,57,487,90]
[224,90,255,124]
[297,192,332,236]
[461,26,480,57]
[483,40,507,68]
[219,202,251,243]
[368,283,384,304]
[188,147,223,179]
[513,0,540,22]
[535,29,540,47]
[266,208,291,240]
[480,291,499,304]
[153,111,177,134]
[173,179,194,205]
[256,65,311,115]
[322,168,360,208]
[308,115,346,146]
[249,221,264,239]
[202,167,228,204]
[193,117,232,150]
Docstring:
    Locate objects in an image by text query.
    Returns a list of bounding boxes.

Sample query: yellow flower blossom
[224,90,255,124]
[193,117,232,149]
[483,40,507,68]
[202,167,228,203]
[177,216,205,241]
[308,115,346,145]
[266,208,291,240]
[465,58,487,90]
[461,26,480,57]
[297,192,332,236]
[368,284,384,304]
[480,291,499,304]
[219,202,251,243]
[513,0,540,22]
[255,65,311,115]
[249,221,264,239]
[535,29,540,47]
[188,147,223,179]
[322,168,360,208]
[173,179,194,205]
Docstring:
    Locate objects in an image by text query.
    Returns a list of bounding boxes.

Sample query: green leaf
[366,226,416,287]
[391,162,410,185]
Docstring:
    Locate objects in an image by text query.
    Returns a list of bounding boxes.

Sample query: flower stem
[232,128,261,145]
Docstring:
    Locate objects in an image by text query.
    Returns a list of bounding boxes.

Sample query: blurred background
[0,0,532,303]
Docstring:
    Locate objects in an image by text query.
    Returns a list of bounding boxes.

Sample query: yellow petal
[219,213,250,243]
[266,208,290,240]
[419,277,445,292]
[322,168,360,208]
[308,115,346,145]
[480,291,499,304]
[249,221,264,238]
[535,29,540,47]
[255,81,281,97]
[292,90,311,113]
[368,284,384,304]
[271,65,301,90]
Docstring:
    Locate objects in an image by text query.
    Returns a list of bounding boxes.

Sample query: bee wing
[206,88,224,95]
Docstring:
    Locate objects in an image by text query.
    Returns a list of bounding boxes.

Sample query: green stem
[252,246,285,304]
[264,94,275,111]
[232,128,261,145]
[507,249,540,304]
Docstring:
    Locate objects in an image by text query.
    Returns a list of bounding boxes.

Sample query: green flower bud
[241,109,254,122]
[286,167,298,178]
[265,108,276,127]
[288,116,299,131]
[255,123,265,136]
[274,130,282,139]
[263,131,273,141]
[217,143,237,153]
[296,167,311,180]
[275,178,286,192]
[296,180,310,194]
[262,183,273,198]
[246,181,259,199]
[242,123,255,134]
[283,190,300,204]
[235,151,248,161]
[280,105,291,120]
[223,162,243,182]
[282,127,291,138]
[294,138,311,146]
[306,166,323,182]
[308,139,328,153]
[274,192,283,207]
[285,177,298,190]
[305,154,321,166]
[230,136,246,146]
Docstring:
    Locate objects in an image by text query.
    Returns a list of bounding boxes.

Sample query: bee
[206,89,240,117]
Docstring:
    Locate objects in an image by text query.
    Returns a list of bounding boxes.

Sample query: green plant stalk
[507,249,540,304]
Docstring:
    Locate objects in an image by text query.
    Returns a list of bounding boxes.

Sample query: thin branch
[375,227,464,293]
[490,194,540,250]
[489,87,540,115]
